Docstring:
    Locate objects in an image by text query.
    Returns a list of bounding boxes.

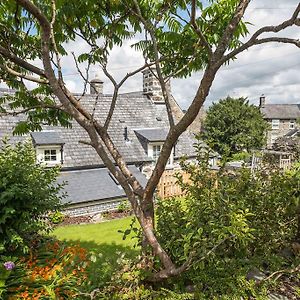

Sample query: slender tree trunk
[141,196,155,266]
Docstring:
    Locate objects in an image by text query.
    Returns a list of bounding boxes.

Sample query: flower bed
[1,239,91,299]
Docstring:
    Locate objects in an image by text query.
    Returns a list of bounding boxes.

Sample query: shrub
[49,211,65,224]
[156,147,300,298]
[117,200,131,213]
[0,140,64,254]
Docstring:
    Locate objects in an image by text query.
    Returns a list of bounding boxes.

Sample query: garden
[1,142,300,299]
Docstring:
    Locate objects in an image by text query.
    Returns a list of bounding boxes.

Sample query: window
[271,119,280,129]
[36,146,62,165]
[289,120,295,129]
[148,143,173,166]
[152,145,161,162]
[44,149,57,161]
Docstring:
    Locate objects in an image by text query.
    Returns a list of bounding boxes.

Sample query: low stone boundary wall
[64,198,126,217]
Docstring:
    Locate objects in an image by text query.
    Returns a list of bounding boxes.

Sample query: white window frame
[289,119,295,129]
[271,119,280,130]
[36,145,62,165]
[148,142,174,166]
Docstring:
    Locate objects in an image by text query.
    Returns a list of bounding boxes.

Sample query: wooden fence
[156,169,190,199]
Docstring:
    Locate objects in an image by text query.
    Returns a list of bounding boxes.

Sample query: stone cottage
[0,70,212,216]
[259,95,300,148]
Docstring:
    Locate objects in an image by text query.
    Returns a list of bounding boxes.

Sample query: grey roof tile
[261,104,300,119]
[134,128,169,142]
[31,131,64,145]
[0,89,200,168]
[58,165,147,204]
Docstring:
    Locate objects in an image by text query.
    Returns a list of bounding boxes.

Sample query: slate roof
[31,131,64,145]
[0,89,200,168]
[134,128,169,142]
[58,165,147,204]
[285,128,300,137]
[260,104,300,120]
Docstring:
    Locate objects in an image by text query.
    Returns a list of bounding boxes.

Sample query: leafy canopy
[202,96,269,156]
[0,0,249,134]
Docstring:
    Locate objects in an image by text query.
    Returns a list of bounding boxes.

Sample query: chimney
[142,68,171,102]
[90,74,103,95]
[259,94,266,107]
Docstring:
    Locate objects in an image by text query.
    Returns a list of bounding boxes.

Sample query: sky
[1,0,299,109]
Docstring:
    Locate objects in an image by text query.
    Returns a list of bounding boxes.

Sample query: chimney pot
[90,74,103,95]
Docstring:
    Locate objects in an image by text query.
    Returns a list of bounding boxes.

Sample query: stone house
[259,95,300,148]
[0,70,212,216]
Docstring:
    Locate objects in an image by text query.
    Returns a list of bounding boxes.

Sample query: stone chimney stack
[259,94,266,107]
[90,74,103,95]
[142,68,171,102]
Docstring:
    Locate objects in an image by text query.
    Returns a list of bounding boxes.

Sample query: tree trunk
[140,196,155,266]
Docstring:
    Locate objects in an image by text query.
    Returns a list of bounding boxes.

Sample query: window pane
[44,149,57,162]
[153,145,161,161]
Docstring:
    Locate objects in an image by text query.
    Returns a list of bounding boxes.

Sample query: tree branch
[103,61,155,129]
[131,0,175,128]
[0,104,64,116]
[0,63,48,84]
[190,0,212,56]
[221,3,300,65]
[149,234,235,282]
[214,0,251,61]
[0,45,46,77]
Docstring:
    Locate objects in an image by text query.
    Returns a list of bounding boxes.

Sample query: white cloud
[1,1,299,110]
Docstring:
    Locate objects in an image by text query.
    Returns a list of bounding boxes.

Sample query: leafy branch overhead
[0,0,299,281]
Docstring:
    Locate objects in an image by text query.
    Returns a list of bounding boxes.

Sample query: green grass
[53,217,137,247]
[52,217,139,288]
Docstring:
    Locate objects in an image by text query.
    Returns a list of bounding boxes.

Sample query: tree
[0,141,63,254]
[0,0,299,281]
[202,97,269,157]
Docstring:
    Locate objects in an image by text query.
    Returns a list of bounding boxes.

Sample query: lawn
[52,217,139,288]
[53,217,137,247]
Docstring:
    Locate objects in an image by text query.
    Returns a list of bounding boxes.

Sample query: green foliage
[49,211,65,224]
[156,145,300,298]
[202,96,269,157]
[117,200,131,213]
[230,151,252,162]
[0,0,251,133]
[0,140,64,254]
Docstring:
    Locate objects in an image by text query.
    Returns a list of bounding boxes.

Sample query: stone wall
[64,198,126,217]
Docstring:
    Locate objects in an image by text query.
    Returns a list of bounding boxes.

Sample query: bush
[0,140,64,254]
[117,200,131,213]
[49,211,65,224]
[156,147,300,298]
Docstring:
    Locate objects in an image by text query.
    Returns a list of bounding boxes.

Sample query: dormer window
[148,142,173,166]
[30,131,64,166]
[134,128,173,167]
